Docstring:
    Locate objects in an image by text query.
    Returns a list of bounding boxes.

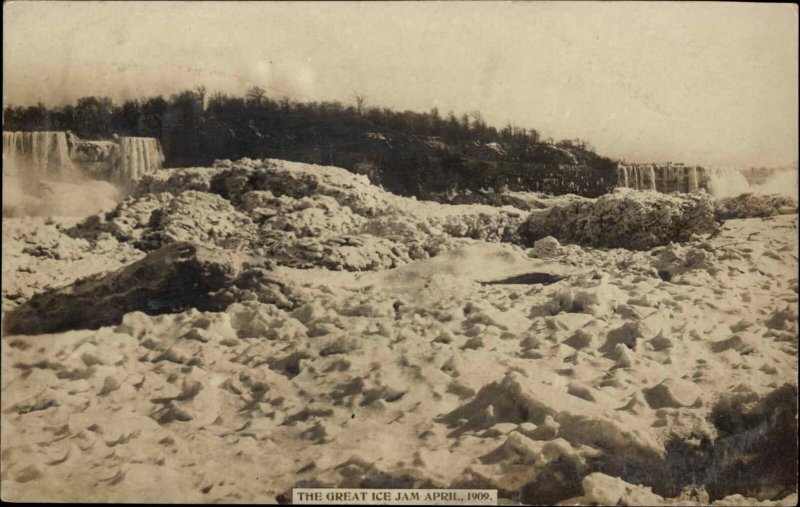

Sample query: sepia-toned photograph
[2,1,798,504]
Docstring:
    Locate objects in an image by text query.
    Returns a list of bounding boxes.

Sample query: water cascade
[646,165,657,190]
[2,131,75,179]
[3,131,165,186]
[115,137,166,186]
[686,166,699,192]
[617,162,800,199]
[617,163,706,193]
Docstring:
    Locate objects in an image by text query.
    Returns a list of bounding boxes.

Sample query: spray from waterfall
[705,166,798,199]
[3,131,165,217]
[751,169,799,199]
[704,168,752,198]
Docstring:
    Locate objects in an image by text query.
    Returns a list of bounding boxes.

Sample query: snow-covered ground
[2,159,797,504]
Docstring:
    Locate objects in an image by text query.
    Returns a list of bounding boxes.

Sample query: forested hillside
[3,88,618,198]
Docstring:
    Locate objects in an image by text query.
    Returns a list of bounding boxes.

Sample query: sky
[3,1,798,168]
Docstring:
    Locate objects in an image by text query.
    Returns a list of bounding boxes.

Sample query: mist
[2,156,120,218]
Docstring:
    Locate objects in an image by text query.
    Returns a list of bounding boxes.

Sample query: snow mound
[519,188,718,250]
[714,193,798,220]
[69,159,530,271]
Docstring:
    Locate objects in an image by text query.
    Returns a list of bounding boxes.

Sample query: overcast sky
[4,1,798,167]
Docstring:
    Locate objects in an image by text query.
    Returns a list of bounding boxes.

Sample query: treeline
[3,86,572,164]
[4,86,618,198]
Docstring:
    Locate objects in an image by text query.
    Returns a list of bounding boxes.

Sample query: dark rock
[4,242,300,335]
[519,189,719,250]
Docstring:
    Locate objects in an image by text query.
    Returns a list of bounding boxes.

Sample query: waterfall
[617,164,630,187]
[686,166,699,192]
[114,137,165,186]
[3,131,75,180]
[662,164,675,192]
[616,163,710,193]
[618,162,796,198]
[3,131,164,187]
[647,165,657,190]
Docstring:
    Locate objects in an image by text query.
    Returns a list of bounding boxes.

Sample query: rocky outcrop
[69,140,118,179]
[519,188,719,250]
[714,193,798,220]
[707,384,798,500]
[3,242,303,335]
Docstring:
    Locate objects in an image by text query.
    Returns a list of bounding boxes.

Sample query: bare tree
[353,93,366,116]
[195,85,207,110]
[247,86,267,107]
[208,91,227,111]
[470,110,486,136]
